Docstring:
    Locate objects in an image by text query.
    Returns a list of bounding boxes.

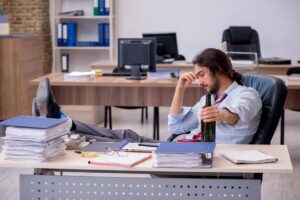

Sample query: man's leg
[33,77,158,143]
[72,120,158,143]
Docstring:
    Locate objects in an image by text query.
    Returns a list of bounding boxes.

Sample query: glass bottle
[201,93,216,142]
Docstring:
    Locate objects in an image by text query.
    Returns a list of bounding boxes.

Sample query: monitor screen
[142,32,179,60]
[117,38,156,73]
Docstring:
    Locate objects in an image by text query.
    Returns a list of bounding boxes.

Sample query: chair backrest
[242,74,287,144]
[222,26,261,59]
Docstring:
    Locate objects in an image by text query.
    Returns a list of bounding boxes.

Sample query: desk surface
[90,60,300,75]
[0,145,293,174]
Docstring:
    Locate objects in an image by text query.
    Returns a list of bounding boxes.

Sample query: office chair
[104,106,148,129]
[222,26,261,60]
[280,67,300,144]
[167,74,287,144]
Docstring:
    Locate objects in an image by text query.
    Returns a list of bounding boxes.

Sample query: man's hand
[176,72,198,90]
[200,106,239,124]
[200,106,221,122]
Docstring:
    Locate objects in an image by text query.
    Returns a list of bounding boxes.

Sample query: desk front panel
[52,86,203,107]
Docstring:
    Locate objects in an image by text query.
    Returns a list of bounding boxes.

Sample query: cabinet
[0,35,44,119]
[51,0,115,72]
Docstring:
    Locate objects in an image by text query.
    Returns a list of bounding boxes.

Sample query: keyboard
[102,72,147,76]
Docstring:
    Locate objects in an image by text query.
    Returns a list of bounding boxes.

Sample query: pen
[138,143,160,147]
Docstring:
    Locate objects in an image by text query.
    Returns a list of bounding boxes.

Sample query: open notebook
[220,150,278,164]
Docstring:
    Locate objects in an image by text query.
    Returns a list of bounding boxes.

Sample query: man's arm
[169,72,198,114]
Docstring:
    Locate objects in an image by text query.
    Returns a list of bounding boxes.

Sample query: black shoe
[32,78,61,118]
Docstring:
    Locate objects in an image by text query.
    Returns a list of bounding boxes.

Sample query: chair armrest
[166,131,191,142]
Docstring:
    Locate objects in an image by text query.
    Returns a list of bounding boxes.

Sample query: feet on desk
[32,77,61,118]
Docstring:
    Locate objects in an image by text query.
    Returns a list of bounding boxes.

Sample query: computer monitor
[117,38,156,80]
[142,32,179,61]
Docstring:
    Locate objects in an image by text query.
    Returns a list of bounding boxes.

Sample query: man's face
[194,65,220,94]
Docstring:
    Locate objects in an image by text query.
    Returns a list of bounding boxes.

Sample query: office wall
[115,0,300,61]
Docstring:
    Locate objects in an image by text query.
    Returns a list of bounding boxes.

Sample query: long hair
[192,48,243,85]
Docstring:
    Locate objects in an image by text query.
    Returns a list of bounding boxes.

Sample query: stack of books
[0,116,69,162]
[153,142,216,168]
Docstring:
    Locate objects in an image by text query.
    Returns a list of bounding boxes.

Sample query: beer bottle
[201,93,216,142]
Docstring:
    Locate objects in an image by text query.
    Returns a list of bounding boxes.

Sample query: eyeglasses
[104,147,128,157]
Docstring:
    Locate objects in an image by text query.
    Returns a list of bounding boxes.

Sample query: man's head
[192,48,243,93]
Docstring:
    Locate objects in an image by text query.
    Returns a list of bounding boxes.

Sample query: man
[168,48,262,144]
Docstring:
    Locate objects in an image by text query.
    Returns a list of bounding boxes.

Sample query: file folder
[61,53,69,72]
[67,22,77,47]
[57,23,63,46]
[93,0,99,16]
[62,23,68,46]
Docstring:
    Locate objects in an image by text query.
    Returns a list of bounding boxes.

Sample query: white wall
[115,0,300,61]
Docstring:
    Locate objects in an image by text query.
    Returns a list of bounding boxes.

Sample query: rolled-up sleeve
[221,88,262,123]
[168,100,204,135]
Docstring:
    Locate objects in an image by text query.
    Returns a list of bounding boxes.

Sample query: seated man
[32,78,157,143]
[168,48,262,144]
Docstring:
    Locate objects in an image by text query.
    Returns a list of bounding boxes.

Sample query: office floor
[0,107,299,200]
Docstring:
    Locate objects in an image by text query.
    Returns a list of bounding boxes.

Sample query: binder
[93,0,99,16]
[0,115,68,129]
[99,0,105,15]
[67,22,77,47]
[98,23,105,46]
[155,142,216,154]
[62,23,68,46]
[61,53,69,72]
[105,0,110,15]
[103,23,109,46]
[57,23,63,46]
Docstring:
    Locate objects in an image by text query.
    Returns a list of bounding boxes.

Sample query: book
[80,140,129,153]
[220,149,278,164]
[88,153,151,167]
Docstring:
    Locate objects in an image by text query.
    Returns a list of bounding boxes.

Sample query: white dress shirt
[168,81,262,144]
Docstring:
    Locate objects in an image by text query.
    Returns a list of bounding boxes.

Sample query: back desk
[32,73,300,110]
[91,61,300,75]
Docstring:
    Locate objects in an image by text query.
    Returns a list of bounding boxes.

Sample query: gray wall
[116,0,300,61]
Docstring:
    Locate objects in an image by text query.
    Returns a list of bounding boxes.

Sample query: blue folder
[67,22,77,47]
[0,115,68,129]
[155,142,216,154]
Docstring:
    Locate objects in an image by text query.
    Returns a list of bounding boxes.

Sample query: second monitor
[142,32,182,63]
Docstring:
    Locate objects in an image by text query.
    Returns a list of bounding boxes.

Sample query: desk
[0,144,292,199]
[90,61,300,75]
[31,73,300,110]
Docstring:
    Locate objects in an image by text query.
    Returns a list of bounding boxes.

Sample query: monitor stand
[126,65,146,80]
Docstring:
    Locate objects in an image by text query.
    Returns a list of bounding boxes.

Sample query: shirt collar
[213,81,239,102]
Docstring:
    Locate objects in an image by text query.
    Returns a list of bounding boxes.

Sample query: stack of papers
[220,150,278,164]
[147,69,180,80]
[64,71,94,81]
[0,116,69,162]
[153,142,216,168]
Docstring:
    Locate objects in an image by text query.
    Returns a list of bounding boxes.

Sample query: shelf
[55,47,111,50]
[55,16,113,20]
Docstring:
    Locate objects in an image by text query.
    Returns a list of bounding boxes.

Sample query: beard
[207,76,220,94]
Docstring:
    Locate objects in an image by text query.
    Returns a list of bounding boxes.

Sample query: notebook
[88,153,151,167]
[220,150,278,164]
[80,140,129,153]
